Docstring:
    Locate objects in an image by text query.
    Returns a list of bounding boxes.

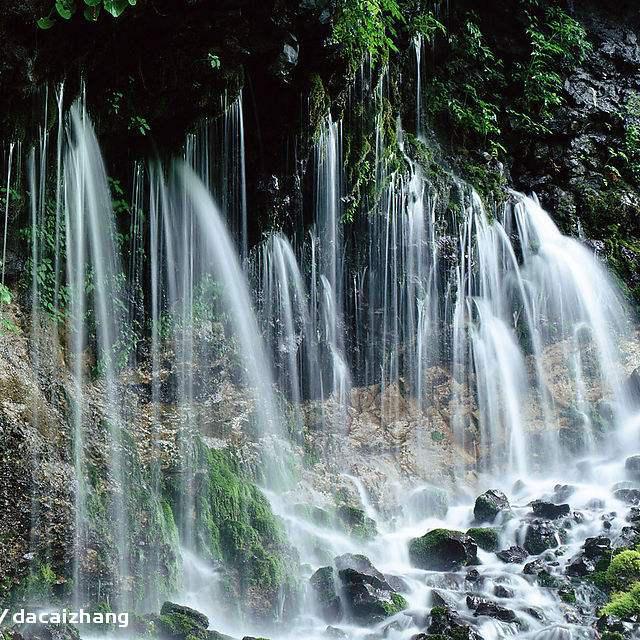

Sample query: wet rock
[7,625,80,640]
[409,529,478,571]
[474,601,517,624]
[159,602,209,639]
[384,573,410,593]
[626,455,640,481]
[466,527,499,552]
[427,606,484,640]
[613,525,640,549]
[310,566,342,623]
[465,569,481,583]
[523,558,547,575]
[338,568,407,625]
[407,485,449,519]
[269,33,299,85]
[628,506,640,523]
[552,484,576,503]
[566,535,611,577]
[530,500,570,520]
[524,607,545,622]
[336,505,378,540]
[497,545,528,563]
[524,521,559,555]
[431,589,459,609]
[474,489,510,523]
[334,553,387,585]
[494,585,514,598]
[614,488,640,505]
[596,614,627,635]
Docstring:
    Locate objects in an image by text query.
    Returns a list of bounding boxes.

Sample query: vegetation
[37,0,137,28]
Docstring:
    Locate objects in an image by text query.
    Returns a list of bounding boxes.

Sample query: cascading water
[12,67,640,640]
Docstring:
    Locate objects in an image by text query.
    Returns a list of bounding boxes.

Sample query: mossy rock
[466,527,500,552]
[409,529,478,571]
[335,505,377,541]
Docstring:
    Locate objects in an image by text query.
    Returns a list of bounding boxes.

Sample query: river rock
[336,505,378,540]
[494,584,514,598]
[467,527,500,552]
[523,558,547,575]
[474,601,518,624]
[566,534,611,576]
[524,521,559,555]
[530,500,570,520]
[427,606,484,640]
[474,489,510,523]
[334,553,387,585]
[310,567,342,623]
[338,568,407,624]
[409,529,478,571]
[497,545,528,563]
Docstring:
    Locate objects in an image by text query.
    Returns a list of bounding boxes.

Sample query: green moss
[11,561,58,604]
[192,441,298,607]
[600,581,640,618]
[466,527,499,552]
[558,587,576,604]
[604,549,640,591]
[335,505,378,540]
[382,591,408,615]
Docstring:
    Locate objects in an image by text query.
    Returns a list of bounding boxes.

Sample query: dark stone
[431,589,459,609]
[530,500,571,520]
[409,529,478,571]
[466,527,500,552]
[465,569,481,583]
[614,525,640,549]
[160,602,209,630]
[523,558,547,575]
[310,566,342,623]
[427,606,484,640]
[474,489,510,523]
[334,553,388,585]
[497,545,529,564]
[474,601,518,624]
[628,506,640,523]
[494,585,513,598]
[338,568,407,625]
[524,607,545,622]
[524,521,559,555]
[384,573,410,593]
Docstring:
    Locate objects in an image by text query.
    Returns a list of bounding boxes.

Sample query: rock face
[409,529,478,571]
[474,490,510,523]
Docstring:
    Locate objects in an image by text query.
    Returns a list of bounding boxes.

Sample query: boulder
[497,545,528,564]
[409,529,478,571]
[474,489,510,523]
[310,566,342,623]
[158,602,210,640]
[523,558,547,575]
[427,606,484,640]
[334,553,387,585]
[530,500,570,520]
[466,527,500,552]
[494,585,514,598]
[336,505,378,540]
[474,601,518,624]
[524,521,559,555]
[338,568,407,625]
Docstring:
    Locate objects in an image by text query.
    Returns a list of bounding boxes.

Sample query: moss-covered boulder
[467,527,500,552]
[427,606,484,640]
[524,521,559,555]
[409,529,478,571]
[337,568,407,625]
[473,490,510,523]
[309,566,342,623]
[157,602,209,640]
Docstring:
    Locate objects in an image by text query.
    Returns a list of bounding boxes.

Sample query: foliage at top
[332,0,406,65]
[37,0,137,29]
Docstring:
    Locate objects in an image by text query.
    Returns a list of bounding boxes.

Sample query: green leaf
[84,5,100,20]
[37,16,56,29]
[104,0,128,17]
[84,0,102,5]
[55,0,76,19]
[128,0,137,4]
